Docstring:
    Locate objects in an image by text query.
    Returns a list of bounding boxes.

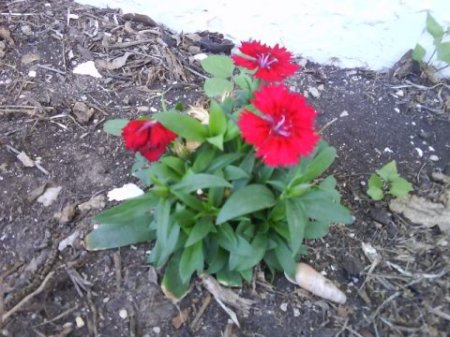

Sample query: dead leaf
[78,194,105,212]
[123,13,157,27]
[55,203,77,224]
[72,101,94,124]
[21,53,41,65]
[171,308,190,329]
[96,52,132,71]
[389,193,450,233]
[0,27,14,45]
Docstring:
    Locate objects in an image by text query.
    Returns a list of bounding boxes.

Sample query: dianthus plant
[86,41,353,300]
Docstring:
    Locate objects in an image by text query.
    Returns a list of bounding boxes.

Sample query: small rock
[153,327,161,334]
[293,308,300,317]
[370,208,391,226]
[20,25,33,36]
[418,129,431,140]
[279,302,288,312]
[17,151,34,167]
[415,148,423,158]
[73,61,102,78]
[341,255,364,279]
[37,186,62,206]
[108,183,144,201]
[119,309,128,319]
[340,110,349,117]
[430,155,439,162]
[188,45,201,54]
[28,70,37,77]
[193,53,208,61]
[75,316,85,328]
[317,84,325,91]
[395,89,404,97]
[383,147,393,153]
[308,87,320,98]
[73,102,94,124]
[58,230,80,251]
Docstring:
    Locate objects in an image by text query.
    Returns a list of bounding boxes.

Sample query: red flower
[122,120,177,162]
[238,85,319,167]
[232,41,299,82]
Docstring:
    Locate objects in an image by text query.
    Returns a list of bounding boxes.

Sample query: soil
[1,1,449,337]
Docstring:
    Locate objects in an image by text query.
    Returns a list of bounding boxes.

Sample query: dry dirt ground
[1,1,450,337]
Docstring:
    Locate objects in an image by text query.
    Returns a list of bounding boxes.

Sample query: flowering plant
[86,41,352,300]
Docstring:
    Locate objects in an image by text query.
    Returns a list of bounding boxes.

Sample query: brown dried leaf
[96,52,133,71]
[0,27,14,45]
[171,308,190,329]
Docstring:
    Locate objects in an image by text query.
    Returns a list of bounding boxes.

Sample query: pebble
[340,110,349,117]
[293,308,300,317]
[308,87,320,98]
[415,148,423,158]
[428,146,435,152]
[430,155,439,162]
[75,316,85,328]
[383,147,393,153]
[152,327,161,334]
[395,89,404,97]
[28,70,37,77]
[280,302,288,312]
[119,309,128,319]
[418,129,431,140]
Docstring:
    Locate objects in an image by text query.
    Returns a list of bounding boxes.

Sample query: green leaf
[216,184,276,224]
[298,144,336,183]
[233,73,254,91]
[229,233,267,271]
[206,247,228,274]
[149,199,179,267]
[206,134,224,150]
[154,111,208,141]
[173,173,231,193]
[185,218,214,247]
[304,220,331,240]
[192,145,216,172]
[389,177,413,198]
[216,268,242,287]
[273,235,296,278]
[179,241,204,283]
[426,12,444,40]
[171,189,204,211]
[86,193,158,250]
[224,166,250,180]
[201,55,235,78]
[204,78,234,97]
[207,153,243,173]
[103,119,128,136]
[161,156,185,176]
[224,119,240,141]
[412,43,426,62]
[209,100,227,136]
[285,199,307,256]
[376,160,399,181]
[436,41,450,63]
[301,191,353,224]
[161,253,191,302]
[367,174,384,200]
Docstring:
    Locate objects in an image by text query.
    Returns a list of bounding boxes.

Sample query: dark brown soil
[1,1,449,337]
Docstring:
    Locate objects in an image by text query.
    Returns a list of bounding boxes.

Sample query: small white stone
[193,53,208,61]
[428,146,435,152]
[430,155,439,161]
[340,110,349,117]
[152,327,161,334]
[317,84,325,91]
[308,87,320,98]
[75,316,85,328]
[415,148,423,158]
[395,90,404,97]
[107,183,144,201]
[383,147,393,153]
[279,302,288,312]
[150,107,157,112]
[119,309,128,319]
[28,70,37,77]
[293,308,300,317]
[394,108,400,113]
[73,61,102,78]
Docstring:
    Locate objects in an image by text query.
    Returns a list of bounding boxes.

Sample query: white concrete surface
[76,0,450,74]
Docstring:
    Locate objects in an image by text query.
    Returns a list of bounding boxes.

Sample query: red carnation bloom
[232,41,299,82]
[122,120,177,162]
[238,85,319,167]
